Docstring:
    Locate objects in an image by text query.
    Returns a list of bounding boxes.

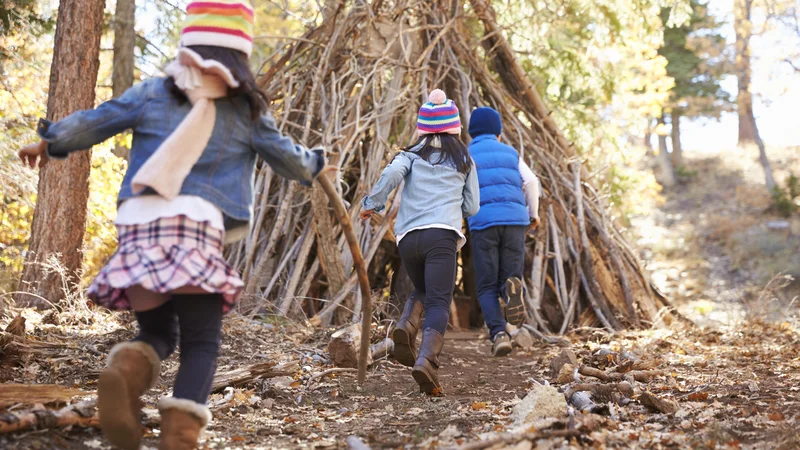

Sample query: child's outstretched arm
[462,161,480,218]
[35,80,150,160]
[359,153,412,220]
[251,112,324,185]
[519,158,541,227]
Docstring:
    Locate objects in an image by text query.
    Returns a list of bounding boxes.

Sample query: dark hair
[165,45,269,120]
[403,133,472,175]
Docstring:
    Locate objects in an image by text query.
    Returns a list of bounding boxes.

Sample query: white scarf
[131,48,240,199]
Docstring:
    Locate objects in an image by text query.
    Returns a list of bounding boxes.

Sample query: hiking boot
[158,398,212,450]
[504,277,526,327]
[491,332,513,357]
[392,296,424,367]
[411,328,445,395]
[99,341,161,450]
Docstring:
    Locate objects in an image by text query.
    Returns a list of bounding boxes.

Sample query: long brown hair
[165,45,269,120]
[403,134,472,174]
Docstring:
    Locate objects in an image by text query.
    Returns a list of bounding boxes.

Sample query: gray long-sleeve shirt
[362,150,480,248]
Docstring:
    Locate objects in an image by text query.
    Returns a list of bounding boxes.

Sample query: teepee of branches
[226,0,682,333]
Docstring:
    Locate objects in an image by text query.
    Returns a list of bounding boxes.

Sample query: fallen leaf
[471,401,487,411]
[687,392,709,401]
[767,412,785,421]
[289,381,302,388]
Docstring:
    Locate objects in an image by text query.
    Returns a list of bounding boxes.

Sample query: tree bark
[15,0,105,308]
[733,0,777,192]
[644,118,654,155]
[734,0,758,145]
[670,112,683,169]
[111,0,136,159]
[655,116,676,188]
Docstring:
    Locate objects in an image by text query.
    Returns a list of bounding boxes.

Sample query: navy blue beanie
[468,107,503,138]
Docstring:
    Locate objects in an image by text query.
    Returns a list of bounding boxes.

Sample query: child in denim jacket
[18,1,325,448]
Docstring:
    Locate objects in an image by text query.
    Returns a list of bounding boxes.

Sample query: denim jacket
[362,150,480,239]
[37,77,324,233]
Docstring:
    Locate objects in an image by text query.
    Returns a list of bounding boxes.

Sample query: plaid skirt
[88,216,243,313]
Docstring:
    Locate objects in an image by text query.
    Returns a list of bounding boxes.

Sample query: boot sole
[492,341,513,357]
[98,369,142,450]
[505,278,526,327]
[411,366,440,395]
[392,328,417,367]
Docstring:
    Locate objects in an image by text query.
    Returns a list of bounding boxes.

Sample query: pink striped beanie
[181,0,255,57]
[417,89,462,136]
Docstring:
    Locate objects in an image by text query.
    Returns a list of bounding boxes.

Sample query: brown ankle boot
[99,341,161,450]
[411,328,445,394]
[392,297,424,367]
[158,398,212,450]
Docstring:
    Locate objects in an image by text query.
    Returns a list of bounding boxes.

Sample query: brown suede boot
[98,341,161,450]
[392,296,424,367]
[411,328,445,395]
[158,398,212,450]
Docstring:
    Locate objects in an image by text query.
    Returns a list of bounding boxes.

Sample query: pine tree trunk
[655,116,676,188]
[670,112,683,169]
[734,0,758,145]
[111,0,135,160]
[15,0,105,308]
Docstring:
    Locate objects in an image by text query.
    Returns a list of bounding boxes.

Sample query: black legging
[397,228,459,335]
[132,294,223,404]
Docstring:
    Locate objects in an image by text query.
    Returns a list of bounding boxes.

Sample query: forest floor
[1,145,799,450]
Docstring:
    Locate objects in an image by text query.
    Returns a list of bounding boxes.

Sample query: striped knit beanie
[181,0,255,57]
[417,89,462,136]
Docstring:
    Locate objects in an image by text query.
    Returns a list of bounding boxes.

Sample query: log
[0,400,98,434]
[0,384,87,409]
[369,337,394,361]
[211,362,292,393]
[328,323,370,369]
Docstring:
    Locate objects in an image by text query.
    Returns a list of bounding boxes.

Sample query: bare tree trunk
[111,0,136,159]
[735,0,758,145]
[655,116,676,188]
[15,0,105,308]
[754,124,777,192]
[734,0,777,192]
[670,112,683,169]
[644,118,654,155]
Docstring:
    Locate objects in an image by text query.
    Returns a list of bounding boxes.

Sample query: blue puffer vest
[467,135,530,231]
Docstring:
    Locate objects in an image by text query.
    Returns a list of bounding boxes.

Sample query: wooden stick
[0,400,98,434]
[452,429,582,450]
[317,173,373,386]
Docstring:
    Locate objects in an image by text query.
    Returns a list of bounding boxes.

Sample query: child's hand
[19,141,48,169]
[530,217,541,229]
[319,165,338,178]
[359,209,374,221]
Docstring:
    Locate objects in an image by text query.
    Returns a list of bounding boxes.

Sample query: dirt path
[2,309,799,449]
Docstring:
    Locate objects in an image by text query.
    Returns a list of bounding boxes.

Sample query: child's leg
[99,299,175,450]
[497,226,527,327]
[411,229,458,394]
[394,235,427,367]
[171,293,223,403]
[133,300,179,360]
[470,227,506,339]
[157,294,221,450]
[418,230,458,335]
